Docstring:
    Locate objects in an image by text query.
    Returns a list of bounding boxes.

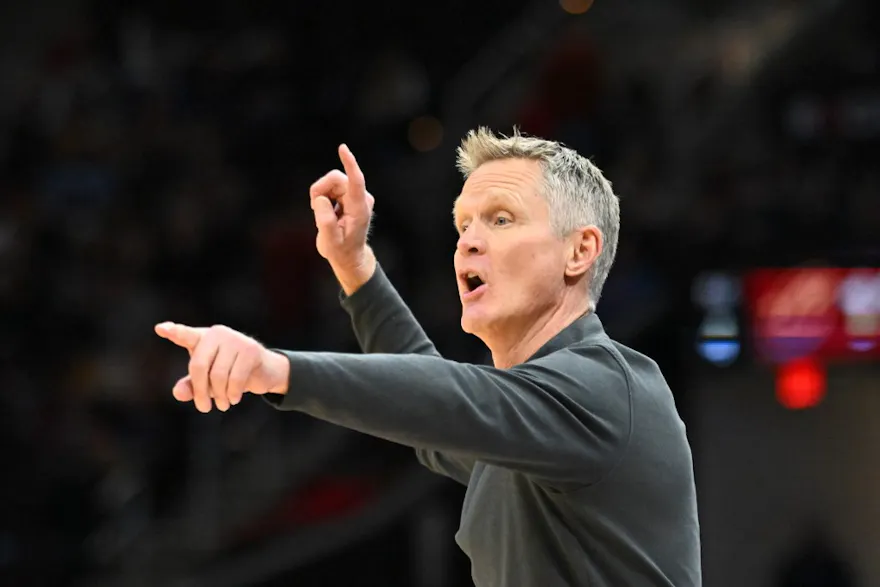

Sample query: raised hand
[309,144,377,294]
[154,322,290,413]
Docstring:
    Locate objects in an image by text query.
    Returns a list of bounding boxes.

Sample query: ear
[565,225,602,279]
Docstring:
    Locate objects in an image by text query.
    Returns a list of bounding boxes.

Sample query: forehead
[453,158,543,214]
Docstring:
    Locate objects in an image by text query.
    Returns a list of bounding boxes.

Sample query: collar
[528,311,607,362]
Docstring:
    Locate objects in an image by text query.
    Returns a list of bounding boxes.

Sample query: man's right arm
[337,256,475,486]
[306,146,475,485]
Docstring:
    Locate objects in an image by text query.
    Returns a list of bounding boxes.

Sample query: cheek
[501,239,564,288]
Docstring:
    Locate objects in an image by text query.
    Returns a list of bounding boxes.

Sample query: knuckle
[209,324,228,336]
[242,343,261,364]
[315,170,344,190]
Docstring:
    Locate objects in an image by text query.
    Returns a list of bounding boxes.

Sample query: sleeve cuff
[261,391,285,408]
[260,350,295,410]
[338,263,390,316]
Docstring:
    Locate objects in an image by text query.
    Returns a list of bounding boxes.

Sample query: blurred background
[1,0,878,585]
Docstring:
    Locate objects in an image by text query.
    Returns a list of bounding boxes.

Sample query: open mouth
[463,272,485,293]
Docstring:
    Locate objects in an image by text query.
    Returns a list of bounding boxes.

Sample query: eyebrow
[452,192,517,230]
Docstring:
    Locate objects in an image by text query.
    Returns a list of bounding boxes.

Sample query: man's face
[453,158,570,340]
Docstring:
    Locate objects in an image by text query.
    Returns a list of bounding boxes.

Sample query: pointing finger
[339,144,365,191]
[338,144,368,216]
[155,322,204,352]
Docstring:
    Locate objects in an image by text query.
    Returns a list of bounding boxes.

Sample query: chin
[460,308,492,337]
[460,309,478,334]
[460,315,476,335]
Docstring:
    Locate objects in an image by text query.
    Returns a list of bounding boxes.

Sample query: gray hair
[456,127,620,311]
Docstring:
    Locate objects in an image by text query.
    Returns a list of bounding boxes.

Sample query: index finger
[155,322,205,354]
[338,144,368,213]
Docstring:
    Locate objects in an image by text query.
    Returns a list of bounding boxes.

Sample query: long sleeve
[264,345,632,488]
[337,265,475,485]
[339,264,439,357]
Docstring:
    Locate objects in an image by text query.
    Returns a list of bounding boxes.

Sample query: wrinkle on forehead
[452,159,543,220]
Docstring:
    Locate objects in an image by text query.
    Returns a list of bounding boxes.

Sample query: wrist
[334,247,377,296]
[263,349,291,395]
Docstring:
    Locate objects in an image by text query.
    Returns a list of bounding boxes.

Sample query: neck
[487,297,590,369]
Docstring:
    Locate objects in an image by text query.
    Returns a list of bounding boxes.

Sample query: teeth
[467,272,478,278]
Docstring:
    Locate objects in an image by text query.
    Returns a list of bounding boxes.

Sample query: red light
[776,357,826,410]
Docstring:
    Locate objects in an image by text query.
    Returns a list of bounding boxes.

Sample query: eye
[494,214,512,226]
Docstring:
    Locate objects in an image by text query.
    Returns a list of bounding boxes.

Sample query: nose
[457,225,486,256]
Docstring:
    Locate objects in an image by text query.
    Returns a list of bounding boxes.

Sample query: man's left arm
[264,347,631,487]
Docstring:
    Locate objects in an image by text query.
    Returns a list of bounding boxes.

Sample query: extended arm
[264,346,631,488]
[154,143,627,488]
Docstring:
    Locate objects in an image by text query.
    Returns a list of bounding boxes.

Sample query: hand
[310,144,377,294]
[154,322,290,413]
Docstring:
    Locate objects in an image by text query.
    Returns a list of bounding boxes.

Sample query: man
[155,128,702,586]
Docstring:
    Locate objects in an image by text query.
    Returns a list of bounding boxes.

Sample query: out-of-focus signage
[744,268,880,363]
